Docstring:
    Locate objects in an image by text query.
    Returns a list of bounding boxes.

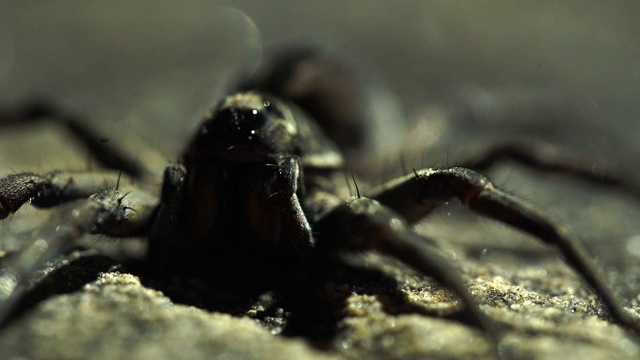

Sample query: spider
[0,47,638,353]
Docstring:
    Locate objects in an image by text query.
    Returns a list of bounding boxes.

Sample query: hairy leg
[456,140,640,198]
[315,197,502,345]
[0,100,163,179]
[370,167,639,334]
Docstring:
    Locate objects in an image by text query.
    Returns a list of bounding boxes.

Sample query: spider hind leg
[0,179,158,326]
[370,166,640,335]
[315,196,503,345]
[0,100,162,179]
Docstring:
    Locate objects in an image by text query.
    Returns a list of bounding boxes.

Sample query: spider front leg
[314,196,501,342]
[0,170,126,218]
[147,164,187,274]
[0,174,158,324]
[371,166,640,334]
[147,156,316,275]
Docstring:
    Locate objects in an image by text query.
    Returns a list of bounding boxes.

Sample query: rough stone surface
[1,2,640,360]
[0,271,339,360]
[1,248,639,359]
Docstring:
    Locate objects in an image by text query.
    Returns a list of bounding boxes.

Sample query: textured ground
[1,2,640,359]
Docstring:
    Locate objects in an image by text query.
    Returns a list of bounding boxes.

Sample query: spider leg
[275,156,316,259]
[370,166,640,334]
[0,185,158,324]
[147,157,316,274]
[456,140,640,198]
[147,164,186,273]
[0,170,131,219]
[314,197,502,342]
[0,100,163,179]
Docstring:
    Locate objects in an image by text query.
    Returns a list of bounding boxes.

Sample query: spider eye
[213,108,268,139]
[188,93,297,163]
[194,107,268,153]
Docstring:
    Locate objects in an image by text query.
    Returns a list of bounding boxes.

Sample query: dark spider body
[149,92,338,282]
[0,47,639,355]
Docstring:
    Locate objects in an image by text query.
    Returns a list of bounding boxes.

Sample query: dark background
[1,1,639,158]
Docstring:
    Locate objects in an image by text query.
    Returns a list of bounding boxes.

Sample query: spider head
[188,92,298,163]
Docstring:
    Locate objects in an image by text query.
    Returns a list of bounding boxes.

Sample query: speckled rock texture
[0,245,639,360]
[2,2,640,360]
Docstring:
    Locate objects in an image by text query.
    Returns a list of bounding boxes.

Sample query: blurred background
[1,1,639,158]
[1,0,640,299]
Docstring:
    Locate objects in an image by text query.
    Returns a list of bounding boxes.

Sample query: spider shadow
[1,246,492,350]
[132,252,486,350]
[0,250,121,328]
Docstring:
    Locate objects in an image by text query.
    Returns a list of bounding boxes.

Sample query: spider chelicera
[0,47,638,352]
